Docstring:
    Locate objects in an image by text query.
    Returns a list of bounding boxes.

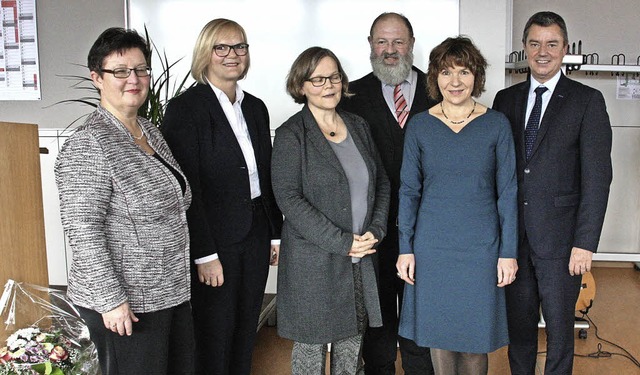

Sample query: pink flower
[0,346,11,364]
[49,345,69,362]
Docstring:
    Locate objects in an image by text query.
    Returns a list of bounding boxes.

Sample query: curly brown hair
[426,36,487,101]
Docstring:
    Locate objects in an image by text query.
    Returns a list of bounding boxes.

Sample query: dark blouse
[153,152,186,194]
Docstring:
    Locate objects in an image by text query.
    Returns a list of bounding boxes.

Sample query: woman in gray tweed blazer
[272,47,390,374]
[55,28,194,375]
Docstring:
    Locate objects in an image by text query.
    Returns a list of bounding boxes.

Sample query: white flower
[8,338,27,351]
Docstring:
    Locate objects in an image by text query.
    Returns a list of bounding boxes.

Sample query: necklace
[441,100,476,125]
[132,123,144,140]
[328,123,338,137]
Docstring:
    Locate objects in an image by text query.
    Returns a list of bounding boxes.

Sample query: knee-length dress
[397,109,517,354]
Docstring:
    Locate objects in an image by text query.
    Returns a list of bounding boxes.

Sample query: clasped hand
[349,231,378,258]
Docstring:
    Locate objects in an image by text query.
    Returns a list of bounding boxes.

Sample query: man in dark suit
[340,12,437,375]
[493,11,612,375]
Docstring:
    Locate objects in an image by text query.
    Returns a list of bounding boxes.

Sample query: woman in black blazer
[271,47,390,374]
[162,19,282,375]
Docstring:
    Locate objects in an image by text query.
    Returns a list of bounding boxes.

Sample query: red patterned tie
[394,84,408,128]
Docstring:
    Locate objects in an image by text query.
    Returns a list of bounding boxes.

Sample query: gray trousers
[291,263,366,375]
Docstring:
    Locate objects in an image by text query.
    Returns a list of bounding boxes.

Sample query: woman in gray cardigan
[55,28,194,375]
[272,47,390,374]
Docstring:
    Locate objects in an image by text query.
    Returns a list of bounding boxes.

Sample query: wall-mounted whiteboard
[128,0,459,129]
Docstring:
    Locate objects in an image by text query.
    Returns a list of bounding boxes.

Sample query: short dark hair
[426,36,487,101]
[285,47,351,104]
[522,11,568,46]
[369,12,413,38]
[87,27,151,74]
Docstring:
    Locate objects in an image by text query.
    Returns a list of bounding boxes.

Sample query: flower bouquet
[0,280,99,375]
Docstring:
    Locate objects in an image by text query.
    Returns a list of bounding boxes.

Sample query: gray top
[329,131,370,263]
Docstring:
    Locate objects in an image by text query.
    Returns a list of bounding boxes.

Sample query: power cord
[535,313,640,370]
[574,313,640,368]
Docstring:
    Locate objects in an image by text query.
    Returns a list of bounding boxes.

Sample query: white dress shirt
[525,70,562,128]
[195,81,264,264]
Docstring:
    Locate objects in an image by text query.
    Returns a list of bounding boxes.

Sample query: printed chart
[0,0,40,100]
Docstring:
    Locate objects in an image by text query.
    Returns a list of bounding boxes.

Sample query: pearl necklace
[132,123,145,140]
[441,100,476,125]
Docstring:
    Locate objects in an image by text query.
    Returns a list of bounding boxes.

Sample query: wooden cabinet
[0,122,48,286]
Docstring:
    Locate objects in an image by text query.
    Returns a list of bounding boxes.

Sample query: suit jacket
[56,106,192,314]
[272,105,390,344]
[162,83,282,260]
[340,67,437,227]
[493,73,612,258]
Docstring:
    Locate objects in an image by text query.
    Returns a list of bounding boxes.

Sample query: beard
[370,49,414,85]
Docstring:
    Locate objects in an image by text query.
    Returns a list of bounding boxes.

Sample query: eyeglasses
[101,67,151,78]
[373,39,408,49]
[306,73,342,87]
[213,43,249,57]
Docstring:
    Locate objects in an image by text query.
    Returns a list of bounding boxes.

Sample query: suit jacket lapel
[241,98,262,158]
[531,73,568,159]
[514,81,530,162]
[302,105,344,175]
[201,84,246,162]
[368,77,399,136]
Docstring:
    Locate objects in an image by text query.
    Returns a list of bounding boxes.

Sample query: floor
[251,266,640,374]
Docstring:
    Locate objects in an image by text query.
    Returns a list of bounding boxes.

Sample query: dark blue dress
[397,109,517,353]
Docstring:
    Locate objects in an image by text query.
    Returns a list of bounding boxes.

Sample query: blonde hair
[191,19,250,84]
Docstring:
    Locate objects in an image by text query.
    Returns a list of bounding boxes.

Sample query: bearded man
[340,12,437,375]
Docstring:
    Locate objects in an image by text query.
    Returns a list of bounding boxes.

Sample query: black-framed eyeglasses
[306,73,342,87]
[213,43,249,57]
[101,67,151,78]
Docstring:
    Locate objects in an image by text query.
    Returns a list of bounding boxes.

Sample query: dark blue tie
[524,86,548,160]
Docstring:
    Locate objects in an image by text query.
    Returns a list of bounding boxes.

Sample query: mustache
[383,52,399,59]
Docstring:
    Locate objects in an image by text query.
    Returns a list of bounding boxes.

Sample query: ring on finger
[396,272,402,278]
[205,280,210,285]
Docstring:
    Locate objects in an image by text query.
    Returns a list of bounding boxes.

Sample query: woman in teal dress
[396,36,518,374]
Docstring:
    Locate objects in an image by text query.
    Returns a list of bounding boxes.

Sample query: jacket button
[523,200,529,206]
[524,168,530,174]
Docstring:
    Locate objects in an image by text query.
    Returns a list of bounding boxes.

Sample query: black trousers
[77,301,195,375]
[191,206,270,375]
[505,238,582,375]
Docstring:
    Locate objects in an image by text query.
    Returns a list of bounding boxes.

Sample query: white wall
[459,0,509,106]
[128,0,460,131]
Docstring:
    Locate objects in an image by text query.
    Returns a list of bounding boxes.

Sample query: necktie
[394,84,408,128]
[524,86,548,160]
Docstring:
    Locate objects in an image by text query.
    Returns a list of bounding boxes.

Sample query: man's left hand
[569,247,593,276]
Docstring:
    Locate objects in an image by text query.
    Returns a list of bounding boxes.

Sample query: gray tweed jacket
[55,106,192,314]
[272,105,390,344]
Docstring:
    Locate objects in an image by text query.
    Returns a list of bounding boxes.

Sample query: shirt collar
[382,69,417,89]
[529,70,561,95]
[206,78,244,104]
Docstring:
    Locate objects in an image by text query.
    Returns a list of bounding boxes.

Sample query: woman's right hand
[197,259,224,287]
[102,302,139,336]
[396,254,416,285]
[348,233,378,258]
